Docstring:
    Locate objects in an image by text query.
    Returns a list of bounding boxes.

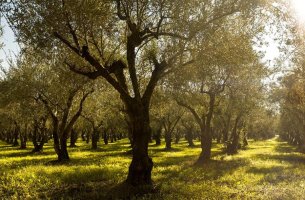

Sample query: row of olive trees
[278,70,305,150]
[275,17,305,151]
[0,0,284,189]
[0,53,129,153]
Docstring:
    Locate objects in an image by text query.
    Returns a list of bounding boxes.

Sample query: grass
[0,137,305,199]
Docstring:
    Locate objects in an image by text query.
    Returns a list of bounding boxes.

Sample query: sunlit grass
[0,138,305,199]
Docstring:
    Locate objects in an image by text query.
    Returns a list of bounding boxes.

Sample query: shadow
[273,143,297,153]
[0,157,57,173]
[155,155,197,167]
[47,180,115,200]
[155,157,251,188]
[0,150,55,158]
[247,166,286,174]
[186,144,201,148]
[254,153,305,164]
[151,147,184,154]
[69,151,131,166]
[105,181,160,200]
[246,165,302,185]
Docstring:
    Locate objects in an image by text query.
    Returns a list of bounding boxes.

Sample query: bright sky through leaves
[292,0,305,23]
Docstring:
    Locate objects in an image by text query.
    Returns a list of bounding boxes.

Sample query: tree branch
[54,32,80,55]
[65,90,93,135]
[176,100,203,128]
[65,61,103,79]
[116,0,127,20]
[142,56,167,105]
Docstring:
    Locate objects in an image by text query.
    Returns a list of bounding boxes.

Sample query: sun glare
[292,0,305,22]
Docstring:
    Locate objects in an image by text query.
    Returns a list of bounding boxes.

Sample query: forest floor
[0,137,305,200]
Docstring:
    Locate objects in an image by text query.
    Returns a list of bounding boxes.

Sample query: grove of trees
[0,0,303,195]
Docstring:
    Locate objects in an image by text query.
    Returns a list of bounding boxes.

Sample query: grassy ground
[0,137,305,200]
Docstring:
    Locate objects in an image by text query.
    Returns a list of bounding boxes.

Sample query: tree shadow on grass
[43,167,125,199]
[246,166,287,174]
[246,164,305,185]
[0,157,57,173]
[0,150,55,158]
[46,180,115,200]
[155,150,250,183]
[153,147,184,153]
[193,158,250,178]
[254,153,305,164]
[248,140,305,164]
[273,143,297,153]
[69,152,131,165]
[42,147,241,199]
[0,144,14,149]
[154,155,197,167]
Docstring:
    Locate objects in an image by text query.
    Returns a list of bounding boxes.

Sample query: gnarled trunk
[58,136,69,161]
[51,119,69,161]
[227,116,241,155]
[126,104,153,186]
[198,127,212,162]
[198,94,215,163]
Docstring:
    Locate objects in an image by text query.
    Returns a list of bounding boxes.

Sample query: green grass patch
[0,138,305,199]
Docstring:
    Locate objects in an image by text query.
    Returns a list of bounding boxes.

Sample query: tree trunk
[227,116,241,155]
[32,122,46,153]
[222,116,231,143]
[243,137,248,147]
[12,127,19,147]
[81,130,86,141]
[32,123,39,152]
[58,136,69,161]
[103,131,109,145]
[92,130,99,149]
[175,130,181,144]
[243,130,248,147]
[6,131,12,144]
[52,120,69,161]
[69,128,78,147]
[126,104,153,186]
[154,127,161,146]
[20,133,27,149]
[223,128,229,143]
[198,129,212,162]
[110,133,114,143]
[185,129,195,147]
[86,133,90,144]
[198,94,215,163]
[165,131,172,149]
[32,143,44,153]
[216,133,221,144]
[52,120,62,160]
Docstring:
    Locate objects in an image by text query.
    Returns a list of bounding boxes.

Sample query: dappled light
[0,0,305,199]
[0,139,305,199]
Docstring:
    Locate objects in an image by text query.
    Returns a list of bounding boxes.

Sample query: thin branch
[176,100,203,127]
[53,32,80,55]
